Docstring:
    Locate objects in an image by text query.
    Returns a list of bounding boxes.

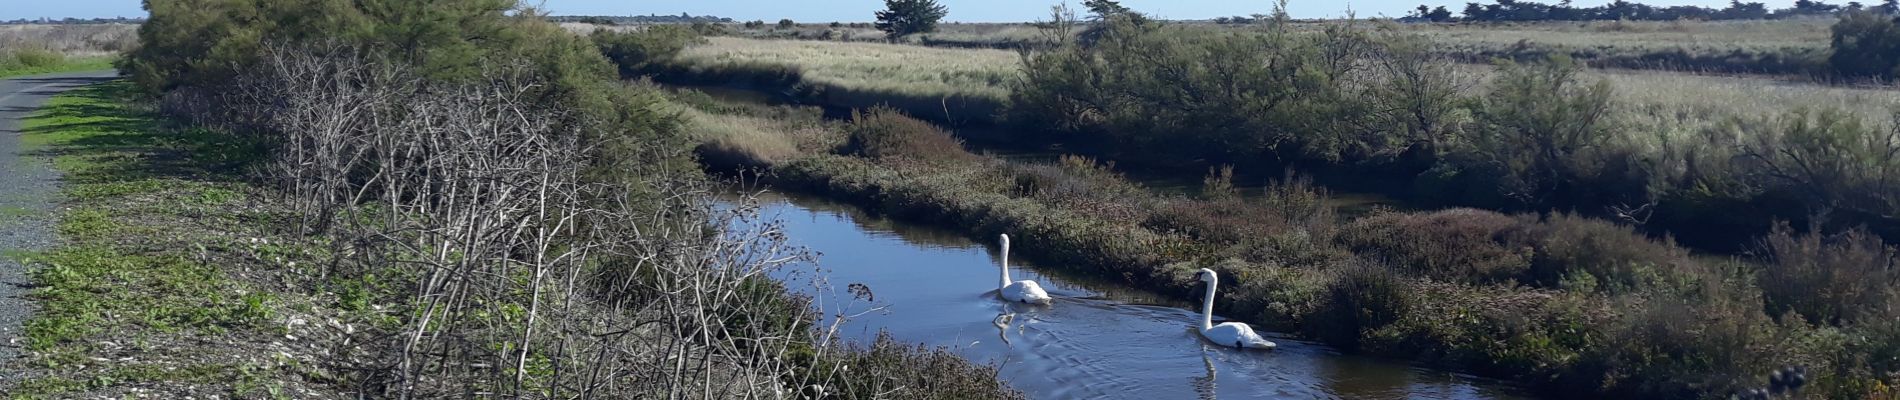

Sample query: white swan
[1196,268,1276,349]
[997,234,1052,304]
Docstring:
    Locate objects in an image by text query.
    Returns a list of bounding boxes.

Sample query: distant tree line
[546,13,733,25]
[1,17,145,25]
[1406,0,1899,22]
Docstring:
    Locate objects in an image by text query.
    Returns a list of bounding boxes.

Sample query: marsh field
[2,1,1900,399]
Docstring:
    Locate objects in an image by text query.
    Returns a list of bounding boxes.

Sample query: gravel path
[0,70,118,365]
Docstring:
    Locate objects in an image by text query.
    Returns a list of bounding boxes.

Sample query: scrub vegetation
[647,8,1900,253]
[673,84,1900,399]
[624,2,1900,397]
[3,0,1021,398]
[0,24,130,78]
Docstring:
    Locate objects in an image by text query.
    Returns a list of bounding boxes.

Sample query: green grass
[0,55,114,80]
[1,81,309,399]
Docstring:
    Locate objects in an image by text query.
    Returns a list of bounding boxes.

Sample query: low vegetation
[0,24,128,78]
[1407,18,1832,75]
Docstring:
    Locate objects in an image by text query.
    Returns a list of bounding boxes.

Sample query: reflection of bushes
[592,24,704,77]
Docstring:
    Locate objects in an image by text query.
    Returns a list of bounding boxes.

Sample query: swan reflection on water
[1195,344,1218,400]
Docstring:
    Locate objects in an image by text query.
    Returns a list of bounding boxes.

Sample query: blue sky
[3,0,1813,22]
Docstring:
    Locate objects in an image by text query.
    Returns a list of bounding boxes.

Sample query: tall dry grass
[0,24,137,56]
[1398,18,1833,73]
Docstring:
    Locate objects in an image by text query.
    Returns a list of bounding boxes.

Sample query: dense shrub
[1456,56,1620,207]
[125,0,539,92]
[1358,30,1467,165]
[1011,15,1366,164]
[1338,209,1528,283]
[592,25,704,77]
[1757,224,1899,326]
[1308,262,1410,352]
[1730,108,1900,230]
[1829,11,1900,80]
[1508,212,1702,293]
[842,107,973,165]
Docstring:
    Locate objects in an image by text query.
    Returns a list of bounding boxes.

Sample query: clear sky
[2,0,1817,22]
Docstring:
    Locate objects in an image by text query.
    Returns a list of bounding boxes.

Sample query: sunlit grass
[675,36,1018,103]
[1404,18,1832,58]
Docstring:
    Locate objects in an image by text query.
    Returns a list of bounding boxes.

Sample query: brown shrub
[1506,212,1701,293]
[843,107,974,165]
[1307,261,1411,352]
[1336,208,1530,283]
[1146,174,1338,252]
[1757,223,1899,326]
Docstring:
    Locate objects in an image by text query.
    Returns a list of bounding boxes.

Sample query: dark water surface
[735,190,1529,399]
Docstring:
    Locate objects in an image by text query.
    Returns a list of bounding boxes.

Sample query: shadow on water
[728,188,1530,399]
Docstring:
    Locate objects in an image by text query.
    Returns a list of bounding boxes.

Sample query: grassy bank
[3,81,329,398]
[678,90,1900,399]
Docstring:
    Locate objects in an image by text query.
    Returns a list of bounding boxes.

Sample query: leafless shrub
[207,44,1017,398]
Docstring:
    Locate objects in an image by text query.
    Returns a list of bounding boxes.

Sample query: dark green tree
[1830,10,1900,80]
[874,0,948,37]
[1083,0,1132,20]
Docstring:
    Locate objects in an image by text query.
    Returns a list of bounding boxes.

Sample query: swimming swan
[997,234,1052,304]
[1196,268,1276,349]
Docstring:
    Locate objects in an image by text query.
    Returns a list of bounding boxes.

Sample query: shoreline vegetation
[3,1,1022,398]
[636,17,1900,254]
[676,86,1900,399]
[626,8,1900,398]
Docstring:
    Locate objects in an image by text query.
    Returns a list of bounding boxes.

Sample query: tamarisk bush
[179,43,1020,399]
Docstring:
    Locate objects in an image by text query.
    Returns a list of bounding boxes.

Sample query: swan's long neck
[1000,238,1013,289]
[1201,274,1217,330]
